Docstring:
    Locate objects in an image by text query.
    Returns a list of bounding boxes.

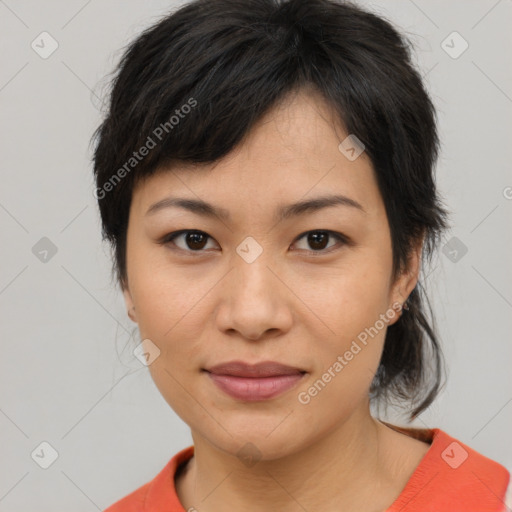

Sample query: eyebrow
[145,194,366,222]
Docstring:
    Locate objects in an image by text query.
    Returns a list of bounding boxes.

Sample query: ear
[123,285,137,323]
[388,235,424,325]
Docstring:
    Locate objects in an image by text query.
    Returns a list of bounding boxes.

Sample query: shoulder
[103,483,150,512]
[386,425,511,511]
[504,476,512,511]
[103,446,194,512]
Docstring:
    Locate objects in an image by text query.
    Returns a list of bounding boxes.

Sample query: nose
[215,256,293,342]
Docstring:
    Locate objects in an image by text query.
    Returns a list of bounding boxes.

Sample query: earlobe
[405,236,424,295]
[122,287,137,323]
[389,237,423,319]
[128,306,137,322]
[388,279,413,326]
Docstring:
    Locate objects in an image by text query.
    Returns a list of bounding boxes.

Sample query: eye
[162,230,218,252]
[291,230,348,253]
[160,229,349,254]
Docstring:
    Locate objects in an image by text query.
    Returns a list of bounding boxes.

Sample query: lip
[206,360,305,378]
[204,360,306,401]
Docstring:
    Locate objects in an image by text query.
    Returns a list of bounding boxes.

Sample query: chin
[192,416,313,464]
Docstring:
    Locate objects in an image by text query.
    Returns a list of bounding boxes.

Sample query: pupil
[309,232,328,250]
[187,232,206,250]
[183,231,330,251]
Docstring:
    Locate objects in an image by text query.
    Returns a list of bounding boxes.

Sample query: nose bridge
[222,237,288,320]
[212,231,293,341]
[231,247,277,307]
[224,255,290,341]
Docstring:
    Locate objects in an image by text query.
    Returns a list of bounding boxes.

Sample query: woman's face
[123,89,421,460]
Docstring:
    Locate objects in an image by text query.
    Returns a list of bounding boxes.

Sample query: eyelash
[159,229,350,256]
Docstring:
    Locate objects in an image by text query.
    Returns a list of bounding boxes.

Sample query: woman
[92,0,511,510]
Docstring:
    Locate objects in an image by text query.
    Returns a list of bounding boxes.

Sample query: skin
[122,88,430,512]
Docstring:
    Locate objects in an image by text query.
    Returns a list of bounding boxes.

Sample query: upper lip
[205,360,305,378]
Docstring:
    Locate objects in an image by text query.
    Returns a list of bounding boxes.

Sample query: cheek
[295,272,390,416]
[295,255,392,389]
[300,254,392,336]
[131,268,209,423]
[130,257,210,342]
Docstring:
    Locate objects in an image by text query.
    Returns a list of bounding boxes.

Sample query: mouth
[203,360,307,401]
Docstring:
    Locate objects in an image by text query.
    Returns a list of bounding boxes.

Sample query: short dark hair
[91,0,450,421]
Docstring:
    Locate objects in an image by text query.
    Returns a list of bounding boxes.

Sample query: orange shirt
[104,426,511,511]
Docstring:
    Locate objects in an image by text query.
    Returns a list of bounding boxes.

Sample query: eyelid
[160,229,350,254]
[159,229,218,254]
[291,230,350,254]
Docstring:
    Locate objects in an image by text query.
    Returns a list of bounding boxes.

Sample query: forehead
[131,90,383,220]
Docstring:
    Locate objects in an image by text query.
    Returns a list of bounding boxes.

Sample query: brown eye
[307,232,329,250]
[161,229,348,255]
[183,232,208,250]
[163,230,217,252]
[292,230,347,253]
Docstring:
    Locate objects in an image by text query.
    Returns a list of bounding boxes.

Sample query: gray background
[0,0,511,510]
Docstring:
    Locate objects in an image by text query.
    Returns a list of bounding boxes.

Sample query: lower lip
[206,372,305,401]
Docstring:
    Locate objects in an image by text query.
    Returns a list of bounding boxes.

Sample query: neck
[177,403,398,512]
